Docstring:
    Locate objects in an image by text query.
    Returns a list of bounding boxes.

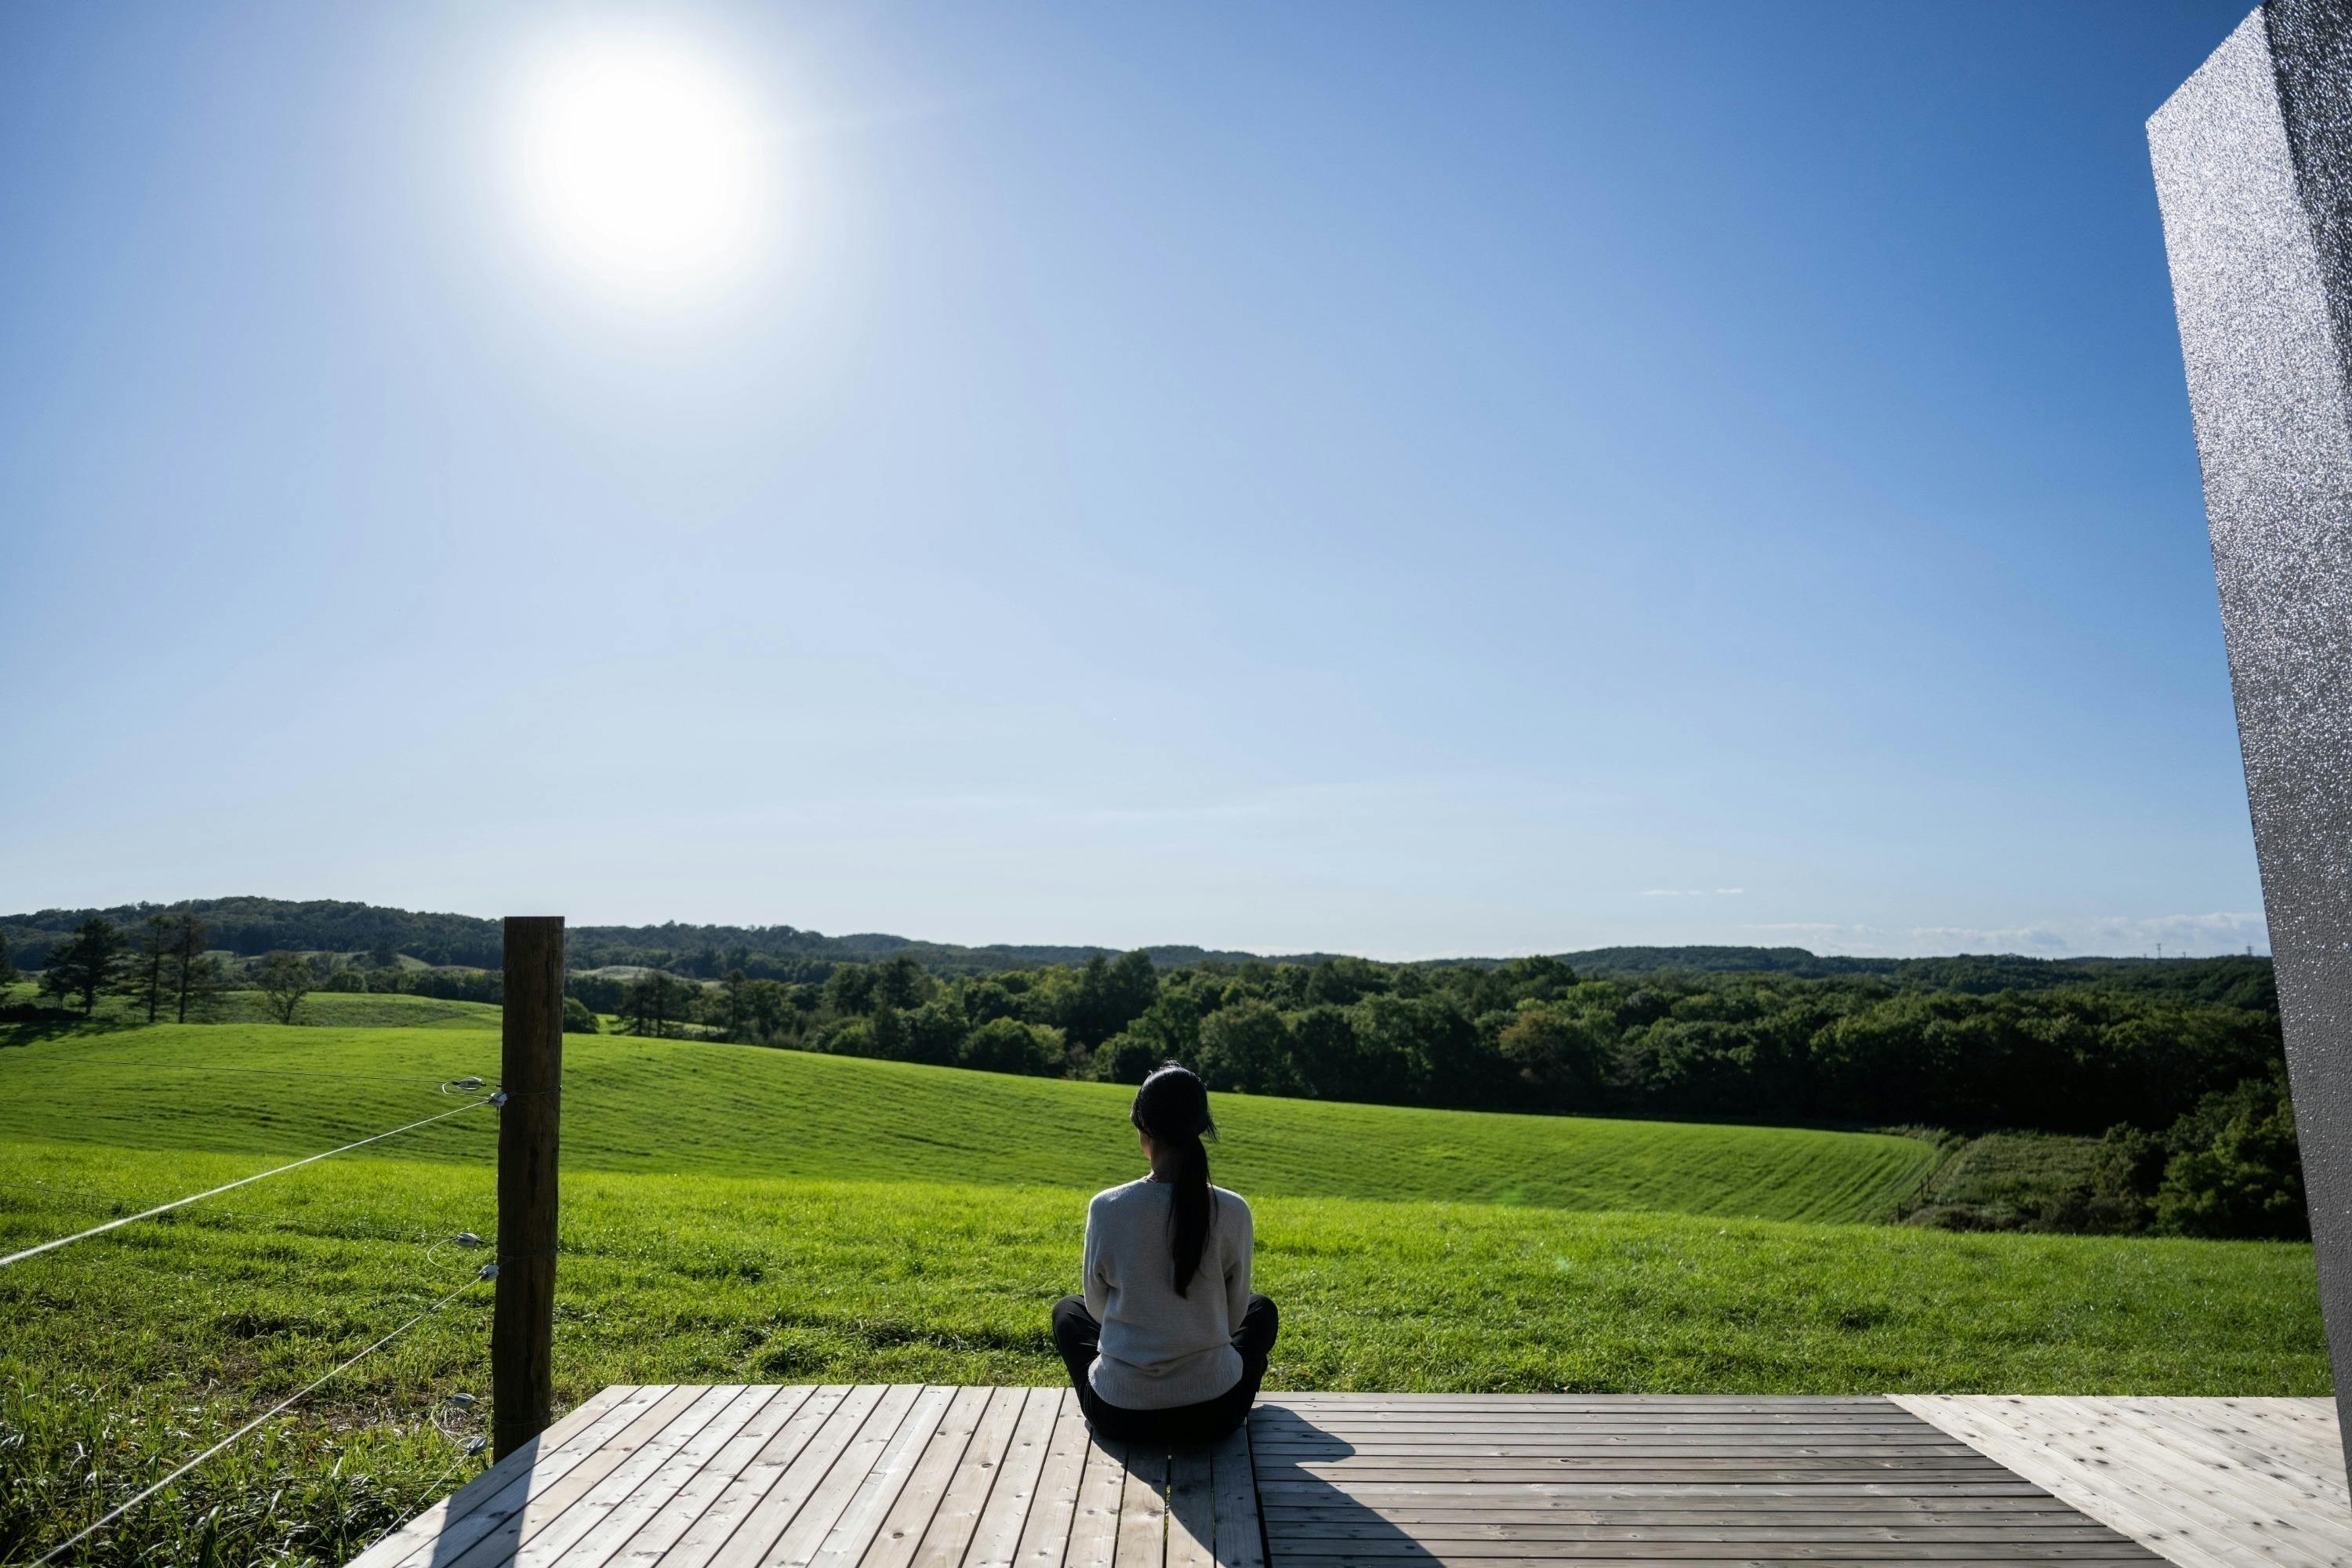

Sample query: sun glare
[510,32,769,299]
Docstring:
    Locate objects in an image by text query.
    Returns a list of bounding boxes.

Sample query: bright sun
[510,33,768,299]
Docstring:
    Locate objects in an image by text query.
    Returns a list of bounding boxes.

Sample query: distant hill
[1552,946,2275,1007]
[0,895,1330,978]
[0,895,2274,1008]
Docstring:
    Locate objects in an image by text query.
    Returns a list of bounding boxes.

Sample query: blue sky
[0,1,2270,959]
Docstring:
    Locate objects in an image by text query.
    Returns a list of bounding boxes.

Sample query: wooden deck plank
[766,1384,927,1568]
[541,1388,641,1453]
[364,1384,673,1568]
[407,1385,698,1568]
[966,1386,1066,1568]
[863,1386,993,1568]
[1895,1395,2343,1568]
[661,1386,851,1568]
[1911,1396,2351,1565]
[604,1386,816,1568]
[705,1383,889,1568]
[2067,1397,2350,1518]
[1255,1394,2160,1568]
[1112,1446,1168,1568]
[1261,1547,2158,1561]
[363,1388,2350,1568]
[1254,1428,1948,1439]
[546,1386,780,1568]
[1251,1410,1929,1420]
[1012,1391,1091,1568]
[754,1383,925,1568]
[1263,1525,2164,1542]
[514,1385,748,1568]
[1261,1457,1994,1467]
[1261,1503,2092,1523]
[909,1385,1029,1568]
[1210,1419,1265,1568]
[1261,1516,2125,1536]
[347,1386,641,1568]
[811,1385,960,1568]
[1063,1427,1130,1568]
[1254,1482,2056,1499]
[1164,1445,1215,1568]
[1256,1467,2028,1483]
[2180,1408,2346,1478]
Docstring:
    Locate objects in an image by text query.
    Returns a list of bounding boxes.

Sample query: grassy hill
[205,991,506,1029]
[0,1020,2326,1565]
[0,1023,1939,1222]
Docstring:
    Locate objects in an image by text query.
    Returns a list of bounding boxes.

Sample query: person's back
[1083,1176,1254,1409]
[1051,1063,1279,1445]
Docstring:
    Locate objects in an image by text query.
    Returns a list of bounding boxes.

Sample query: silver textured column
[2151,0,2352,1461]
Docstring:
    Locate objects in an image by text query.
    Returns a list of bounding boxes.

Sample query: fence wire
[0,1098,495,1270]
[31,1266,495,1566]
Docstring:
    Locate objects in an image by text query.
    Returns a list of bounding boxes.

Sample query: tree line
[590,951,2279,1131]
[5,915,368,1026]
[570,948,2300,1239]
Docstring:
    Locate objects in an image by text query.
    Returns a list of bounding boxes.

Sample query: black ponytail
[1131,1062,1216,1296]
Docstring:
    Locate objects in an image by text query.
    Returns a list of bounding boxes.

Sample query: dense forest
[5,897,2299,1240]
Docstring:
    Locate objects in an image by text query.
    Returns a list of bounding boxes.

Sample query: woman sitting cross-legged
[1051,1062,1279,1446]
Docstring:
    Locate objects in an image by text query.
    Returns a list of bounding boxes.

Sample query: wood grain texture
[1896,1395,2352,1568]
[362,1387,2342,1568]
[492,914,564,1460]
[1253,1394,2162,1568]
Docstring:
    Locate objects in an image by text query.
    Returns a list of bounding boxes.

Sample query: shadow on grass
[0,1011,125,1051]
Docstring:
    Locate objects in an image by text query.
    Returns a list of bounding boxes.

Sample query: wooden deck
[347,1388,2345,1568]
[1896,1396,2351,1568]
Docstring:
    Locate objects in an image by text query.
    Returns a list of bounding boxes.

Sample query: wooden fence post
[493,915,564,1461]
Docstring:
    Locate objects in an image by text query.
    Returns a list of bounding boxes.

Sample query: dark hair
[1131,1062,1216,1295]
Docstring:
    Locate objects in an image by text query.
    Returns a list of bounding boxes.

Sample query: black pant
[1051,1294,1279,1446]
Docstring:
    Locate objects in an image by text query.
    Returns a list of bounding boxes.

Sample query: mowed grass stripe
[0,1024,1940,1223]
[0,1138,2324,1401]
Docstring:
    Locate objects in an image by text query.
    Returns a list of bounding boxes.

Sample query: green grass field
[205,993,506,1030]
[0,1020,2328,1565]
[0,1024,1940,1221]
[7,986,506,1032]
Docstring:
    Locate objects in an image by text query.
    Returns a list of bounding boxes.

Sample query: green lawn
[0,1022,2328,1566]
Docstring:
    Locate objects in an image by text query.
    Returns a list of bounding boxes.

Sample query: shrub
[2157,1074,2306,1239]
[960,1018,1063,1076]
[1198,1000,1295,1094]
[1094,1033,1162,1085]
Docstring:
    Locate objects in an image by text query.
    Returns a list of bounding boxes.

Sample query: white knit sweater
[1082,1175,1254,1410]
